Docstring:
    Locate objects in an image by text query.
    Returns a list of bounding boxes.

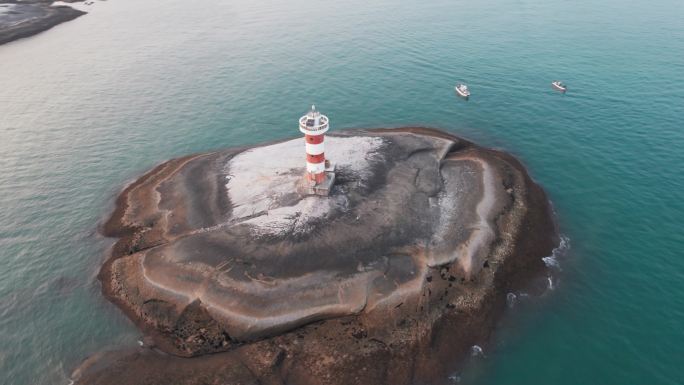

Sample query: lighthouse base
[302,170,336,196]
[301,162,336,196]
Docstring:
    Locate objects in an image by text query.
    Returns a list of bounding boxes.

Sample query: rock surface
[82,127,557,385]
[0,1,85,46]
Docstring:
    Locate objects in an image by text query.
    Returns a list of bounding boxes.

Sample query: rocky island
[0,1,85,46]
[77,123,557,385]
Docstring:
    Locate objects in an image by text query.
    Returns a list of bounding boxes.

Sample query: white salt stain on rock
[506,292,517,308]
[225,136,383,236]
[242,197,333,236]
[459,159,496,275]
[428,157,496,277]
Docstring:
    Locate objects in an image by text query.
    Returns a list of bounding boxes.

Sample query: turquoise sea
[1,0,683,384]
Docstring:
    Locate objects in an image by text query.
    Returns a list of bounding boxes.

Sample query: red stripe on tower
[307,153,325,163]
[305,134,324,144]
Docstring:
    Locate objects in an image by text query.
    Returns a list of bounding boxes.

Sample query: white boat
[455,84,470,99]
[551,81,567,93]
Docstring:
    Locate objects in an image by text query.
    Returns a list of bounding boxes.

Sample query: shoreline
[80,127,558,385]
[0,1,86,46]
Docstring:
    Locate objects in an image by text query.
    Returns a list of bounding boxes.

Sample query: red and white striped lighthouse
[299,105,335,195]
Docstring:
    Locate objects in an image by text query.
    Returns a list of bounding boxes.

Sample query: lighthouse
[299,105,335,196]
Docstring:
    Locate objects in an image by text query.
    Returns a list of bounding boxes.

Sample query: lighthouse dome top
[299,105,329,135]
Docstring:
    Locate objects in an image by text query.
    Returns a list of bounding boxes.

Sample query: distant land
[74,127,558,385]
[0,0,85,45]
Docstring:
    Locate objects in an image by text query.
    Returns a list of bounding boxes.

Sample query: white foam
[542,235,570,270]
[470,344,484,357]
[542,256,560,269]
[506,292,517,308]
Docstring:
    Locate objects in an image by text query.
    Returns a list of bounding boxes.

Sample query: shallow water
[0,0,683,384]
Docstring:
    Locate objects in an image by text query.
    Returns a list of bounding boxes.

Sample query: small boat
[551,81,567,93]
[455,84,470,99]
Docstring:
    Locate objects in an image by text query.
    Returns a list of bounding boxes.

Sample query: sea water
[0,0,683,384]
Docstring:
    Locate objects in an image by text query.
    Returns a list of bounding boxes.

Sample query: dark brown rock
[78,127,557,385]
[0,1,86,46]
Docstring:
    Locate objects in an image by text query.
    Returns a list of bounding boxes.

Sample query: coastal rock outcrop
[0,1,85,46]
[85,128,557,385]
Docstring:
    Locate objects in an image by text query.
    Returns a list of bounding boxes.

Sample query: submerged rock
[84,127,557,385]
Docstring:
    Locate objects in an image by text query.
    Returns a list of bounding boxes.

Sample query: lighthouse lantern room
[299,105,335,196]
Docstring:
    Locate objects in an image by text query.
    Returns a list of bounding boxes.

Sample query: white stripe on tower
[306,161,326,173]
[305,141,325,155]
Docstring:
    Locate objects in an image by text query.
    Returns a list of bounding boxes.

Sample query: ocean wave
[506,292,517,308]
[542,235,570,270]
[470,345,484,357]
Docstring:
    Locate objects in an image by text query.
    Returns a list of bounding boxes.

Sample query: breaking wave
[547,276,555,290]
[506,292,517,308]
[542,235,570,270]
[470,345,484,357]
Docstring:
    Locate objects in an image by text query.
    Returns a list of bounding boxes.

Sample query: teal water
[1,0,683,384]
